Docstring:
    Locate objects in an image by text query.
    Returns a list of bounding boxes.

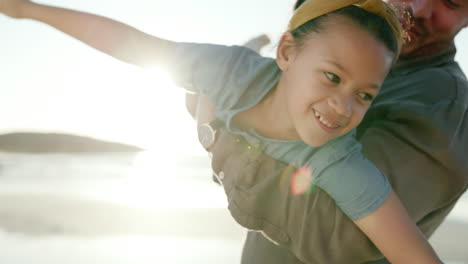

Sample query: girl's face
[275,15,394,147]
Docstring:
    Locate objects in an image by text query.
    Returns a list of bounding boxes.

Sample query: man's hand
[243,34,270,53]
[0,0,31,18]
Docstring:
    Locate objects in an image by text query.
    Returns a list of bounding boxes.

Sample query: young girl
[0,0,443,263]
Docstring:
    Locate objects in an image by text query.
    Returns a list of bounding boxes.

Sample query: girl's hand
[0,0,31,18]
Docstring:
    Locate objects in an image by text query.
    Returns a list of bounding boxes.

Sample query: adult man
[190,0,468,263]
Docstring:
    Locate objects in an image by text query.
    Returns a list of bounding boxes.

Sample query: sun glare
[79,62,200,154]
[95,150,225,209]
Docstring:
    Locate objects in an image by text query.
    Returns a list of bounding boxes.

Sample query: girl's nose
[328,95,352,118]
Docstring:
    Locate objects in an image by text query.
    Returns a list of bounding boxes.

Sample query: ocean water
[0,151,229,208]
[0,151,466,263]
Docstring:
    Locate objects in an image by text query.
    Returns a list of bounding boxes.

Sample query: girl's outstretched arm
[0,0,170,67]
[354,190,443,264]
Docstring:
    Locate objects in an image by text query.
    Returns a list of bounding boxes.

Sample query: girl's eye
[325,72,341,84]
[358,92,374,102]
[445,0,463,9]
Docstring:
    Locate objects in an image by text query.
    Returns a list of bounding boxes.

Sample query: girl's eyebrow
[324,60,347,74]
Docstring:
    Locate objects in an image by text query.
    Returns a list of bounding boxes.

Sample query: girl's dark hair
[291,2,398,58]
[294,0,307,10]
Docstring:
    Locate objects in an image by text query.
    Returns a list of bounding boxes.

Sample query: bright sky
[1,0,467,152]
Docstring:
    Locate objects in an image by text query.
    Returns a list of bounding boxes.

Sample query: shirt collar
[391,42,457,74]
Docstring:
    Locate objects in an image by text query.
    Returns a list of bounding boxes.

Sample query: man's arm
[243,34,271,52]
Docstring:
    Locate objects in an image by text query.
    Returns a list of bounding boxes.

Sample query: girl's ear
[276,32,297,71]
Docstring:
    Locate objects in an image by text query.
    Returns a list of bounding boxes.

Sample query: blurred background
[0,0,467,263]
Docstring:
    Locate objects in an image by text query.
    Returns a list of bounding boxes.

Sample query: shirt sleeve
[166,42,260,109]
[167,42,233,92]
[315,150,392,221]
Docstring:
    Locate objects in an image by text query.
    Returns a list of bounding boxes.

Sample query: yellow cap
[288,0,402,58]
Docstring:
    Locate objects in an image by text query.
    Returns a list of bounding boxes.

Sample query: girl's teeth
[315,110,339,129]
[320,117,332,127]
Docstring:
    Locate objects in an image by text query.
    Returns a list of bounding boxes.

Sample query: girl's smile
[312,109,346,133]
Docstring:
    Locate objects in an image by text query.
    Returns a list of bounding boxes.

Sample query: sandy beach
[0,193,246,264]
[0,193,244,239]
[0,192,466,263]
[0,152,466,263]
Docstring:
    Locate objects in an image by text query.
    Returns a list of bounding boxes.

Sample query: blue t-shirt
[167,42,391,220]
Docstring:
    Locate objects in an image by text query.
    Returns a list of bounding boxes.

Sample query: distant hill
[0,132,144,153]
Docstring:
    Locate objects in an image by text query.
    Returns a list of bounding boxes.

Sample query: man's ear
[276,32,297,71]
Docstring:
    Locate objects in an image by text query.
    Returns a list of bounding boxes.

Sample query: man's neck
[392,42,457,72]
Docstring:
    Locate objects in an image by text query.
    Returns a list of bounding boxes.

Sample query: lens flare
[290,166,313,195]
